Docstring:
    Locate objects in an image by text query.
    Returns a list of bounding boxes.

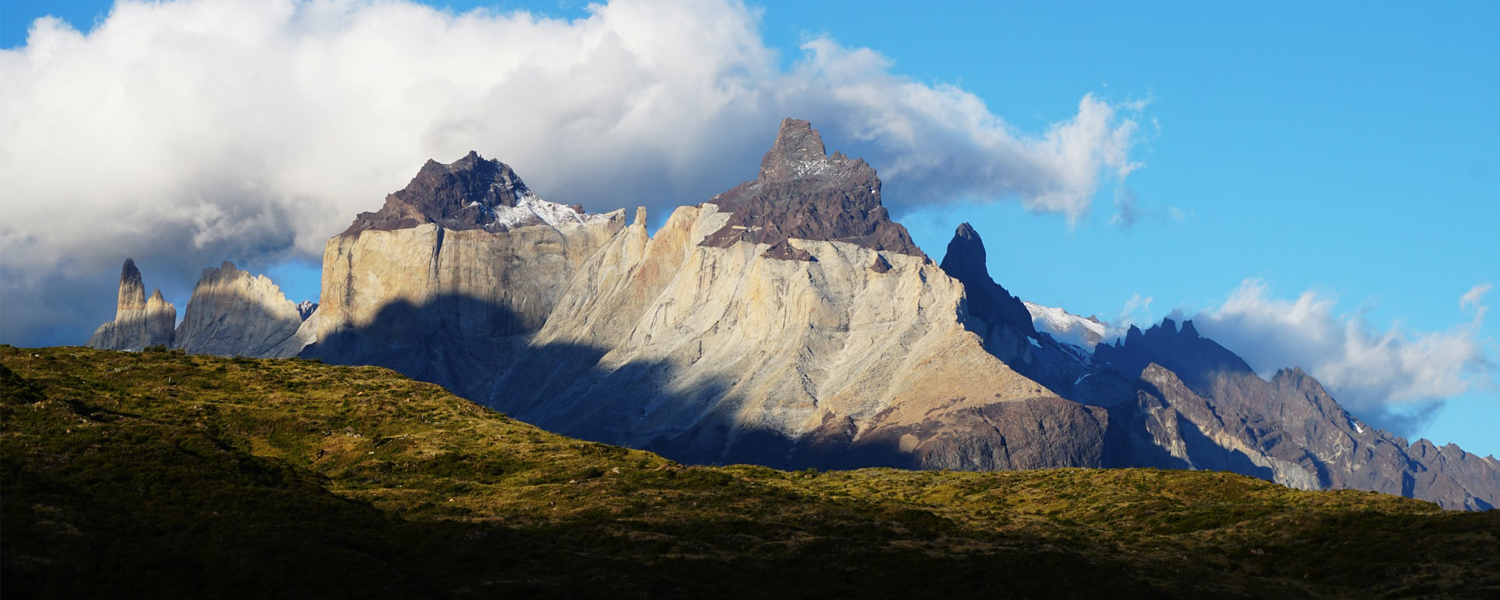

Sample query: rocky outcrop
[939,224,1090,401]
[700,118,924,259]
[174,261,315,358]
[940,223,1040,341]
[488,138,1102,470]
[1094,318,1256,396]
[342,151,593,235]
[86,259,176,351]
[297,300,318,320]
[308,152,627,399]
[1095,320,1500,510]
[1107,364,1324,491]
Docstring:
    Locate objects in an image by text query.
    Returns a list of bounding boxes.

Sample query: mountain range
[86,118,1500,510]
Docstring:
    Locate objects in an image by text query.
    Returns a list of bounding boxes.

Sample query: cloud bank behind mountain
[0,0,1144,346]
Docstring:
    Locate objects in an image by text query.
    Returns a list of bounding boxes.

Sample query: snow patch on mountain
[487,193,613,232]
[1025,302,1111,351]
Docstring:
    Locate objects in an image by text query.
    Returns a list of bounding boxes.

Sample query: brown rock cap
[700,118,924,259]
[342,151,536,235]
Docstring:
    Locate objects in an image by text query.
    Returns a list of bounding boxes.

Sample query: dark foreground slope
[3,347,1497,600]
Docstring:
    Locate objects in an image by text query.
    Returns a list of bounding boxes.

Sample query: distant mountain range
[87,118,1500,510]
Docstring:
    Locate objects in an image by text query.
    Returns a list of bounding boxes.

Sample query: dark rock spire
[939,223,1038,338]
[700,118,924,259]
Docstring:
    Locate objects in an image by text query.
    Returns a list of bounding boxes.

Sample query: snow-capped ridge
[1025,301,1110,350]
[485,192,613,232]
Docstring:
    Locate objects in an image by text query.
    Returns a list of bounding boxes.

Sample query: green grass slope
[2,346,1496,599]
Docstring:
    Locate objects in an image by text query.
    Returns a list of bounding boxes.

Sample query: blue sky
[2,1,1496,455]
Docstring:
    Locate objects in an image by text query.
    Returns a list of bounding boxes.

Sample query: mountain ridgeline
[87,118,1500,510]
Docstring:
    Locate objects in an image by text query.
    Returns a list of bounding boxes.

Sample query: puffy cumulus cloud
[1191,279,1495,435]
[0,0,1145,346]
[778,40,1145,222]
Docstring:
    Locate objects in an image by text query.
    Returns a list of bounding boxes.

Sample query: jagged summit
[757,117,833,182]
[701,118,924,259]
[1095,316,1255,397]
[85,258,175,351]
[938,223,988,282]
[174,260,316,358]
[117,258,146,311]
[940,223,1038,339]
[342,151,604,235]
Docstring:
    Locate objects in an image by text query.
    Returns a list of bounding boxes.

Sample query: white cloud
[1117,293,1154,330]
[0,0,1144,346]
[1462,283,1492,317]
[1192,279,1495,434]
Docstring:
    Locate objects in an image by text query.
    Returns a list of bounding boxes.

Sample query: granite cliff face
[175,261,316,358]
[86,259,176,351]
[492,201,1104,469]
[308,152,627,398]
[81,119,1499,510]
[484,121,1105,469]
[86,259,316,358]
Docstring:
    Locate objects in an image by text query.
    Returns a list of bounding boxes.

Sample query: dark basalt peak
[938,223,987,283]
[700,118,925,259]
[758,118,831,182]
[120,258,142,286]
[1095,317,1257,397]
[342,151,547,235]
[939,223,1038,338]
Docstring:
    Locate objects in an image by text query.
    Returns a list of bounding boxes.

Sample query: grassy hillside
[3,346,1496,599]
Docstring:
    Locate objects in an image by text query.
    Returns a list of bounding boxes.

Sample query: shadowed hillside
[3,346,1497,599]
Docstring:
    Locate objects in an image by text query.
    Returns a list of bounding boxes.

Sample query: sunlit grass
[3,345,1496,599]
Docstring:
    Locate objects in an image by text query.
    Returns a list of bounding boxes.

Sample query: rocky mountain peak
[405,150,531,209]
[87,258,175,351]
[117,257,146,311]
[1155,318,1179,336]
[297,300,318,321]
[758,118,830,182]
[938,223,1039,339]
[701,118,923,259]
[1179,319,1200,338]
[341,151,604,236]
[174,260,312,357]
[938,223,987,282]
[1097,317,1255,397]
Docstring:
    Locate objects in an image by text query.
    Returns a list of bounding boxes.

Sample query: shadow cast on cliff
[303,292,907,470]
[172,283,309,358]
[306,293,532,401]
[1099,378,1275,482]
[310,293,1286,476]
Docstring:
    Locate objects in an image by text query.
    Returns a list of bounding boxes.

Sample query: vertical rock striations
[490,121,1105,470]
[174,261,316,358]
[86,259,176,350]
